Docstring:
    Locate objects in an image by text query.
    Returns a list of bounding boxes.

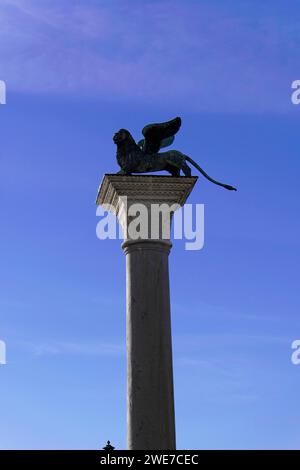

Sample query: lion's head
[113,128,142,167]
[113,129,132,145]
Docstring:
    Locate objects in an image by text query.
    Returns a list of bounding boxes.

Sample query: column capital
[96,174,198,242]
[96,174,197,210]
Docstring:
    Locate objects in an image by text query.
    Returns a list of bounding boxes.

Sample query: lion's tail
[185,156,237,191]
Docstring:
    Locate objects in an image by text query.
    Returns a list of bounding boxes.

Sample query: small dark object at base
[102,440,115,451]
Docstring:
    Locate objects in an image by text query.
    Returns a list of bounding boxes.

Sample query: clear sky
[1,0,300,450]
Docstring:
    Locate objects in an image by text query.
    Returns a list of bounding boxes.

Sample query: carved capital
[96,174,198,242]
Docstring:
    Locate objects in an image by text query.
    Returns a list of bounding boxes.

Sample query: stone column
[97,175,197,450]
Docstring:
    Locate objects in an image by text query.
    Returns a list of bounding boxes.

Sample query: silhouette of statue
[102,440,115,451]
[113,117,237,191]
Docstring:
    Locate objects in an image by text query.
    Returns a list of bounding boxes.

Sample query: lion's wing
[140,116,181,154]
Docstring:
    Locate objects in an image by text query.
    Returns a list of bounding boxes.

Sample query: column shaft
[123,240,176,450]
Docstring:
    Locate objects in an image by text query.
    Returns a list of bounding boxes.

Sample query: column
[97,174,197,450]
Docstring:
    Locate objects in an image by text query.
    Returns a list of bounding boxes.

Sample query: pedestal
[97,175,197,450]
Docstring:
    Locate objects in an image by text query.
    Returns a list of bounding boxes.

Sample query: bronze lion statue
[113,117,237,191]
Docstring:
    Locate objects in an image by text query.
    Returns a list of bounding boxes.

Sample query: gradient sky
[1,0,300,450]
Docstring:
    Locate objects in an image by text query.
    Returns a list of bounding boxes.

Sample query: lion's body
[112,127,237,190]
[114,129,191,176]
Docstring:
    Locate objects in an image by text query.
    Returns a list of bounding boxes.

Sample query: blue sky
[1,0,300,450]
